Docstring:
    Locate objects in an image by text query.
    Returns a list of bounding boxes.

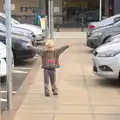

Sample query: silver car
[87,14,120,33]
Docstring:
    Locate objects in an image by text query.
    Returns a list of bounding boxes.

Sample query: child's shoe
[45,93,50,97]
[53,91,58,95]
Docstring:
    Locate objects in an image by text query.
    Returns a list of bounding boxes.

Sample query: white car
[0,13,44,43]
[93,41,120,79]
[106,33,120,43]
[0,22,36,40]
[0,42,14,81]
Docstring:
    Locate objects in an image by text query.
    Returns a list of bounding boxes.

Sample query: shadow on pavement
[15,58,37,67]
[96,78,120,88]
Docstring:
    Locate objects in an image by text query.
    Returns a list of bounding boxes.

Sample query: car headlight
[91,32,102,37]
[98,50,120,57]
[20,42,30,49]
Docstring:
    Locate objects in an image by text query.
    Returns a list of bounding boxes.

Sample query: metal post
[48,0,51,38]
[50,0,53,39]
[39,0,42,15]
[81,15,84,32]
[0,79,1,119]
[5,0,13,111]
[99,0,102,21]
[45,15,48,39]
[56,17,60,32]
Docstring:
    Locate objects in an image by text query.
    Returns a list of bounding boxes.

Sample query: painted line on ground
[1,98,7,102]
[14,67,32,70]
[13,70,28,74]
[0,91,16,94]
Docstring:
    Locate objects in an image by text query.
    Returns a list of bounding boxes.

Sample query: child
[28,39,71,97]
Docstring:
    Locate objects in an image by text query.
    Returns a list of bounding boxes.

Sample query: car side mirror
[0,23,6,31]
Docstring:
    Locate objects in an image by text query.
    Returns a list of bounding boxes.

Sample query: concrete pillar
[105,0,109,16]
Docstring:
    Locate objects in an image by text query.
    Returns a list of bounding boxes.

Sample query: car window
[11,18,20,24]
[0,35,5,40]
[114,17,120,23]
[0,17,5,25]
[100,15,119,24]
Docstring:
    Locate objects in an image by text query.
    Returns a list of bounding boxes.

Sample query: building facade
[0,0,119,26]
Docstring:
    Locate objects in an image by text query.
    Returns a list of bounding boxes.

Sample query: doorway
[62,0,100,27]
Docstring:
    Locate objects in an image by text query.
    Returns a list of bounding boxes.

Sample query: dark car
[87,20,120,49]
[0,31,36,62]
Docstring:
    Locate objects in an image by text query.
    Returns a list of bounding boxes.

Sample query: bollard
[56,17,60,32]
[81,16,84,32]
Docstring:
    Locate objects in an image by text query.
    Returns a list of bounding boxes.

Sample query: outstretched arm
[56,43,72,55]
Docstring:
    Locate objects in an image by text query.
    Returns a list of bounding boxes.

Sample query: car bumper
[14,49,36,60]
[87,36,102,49]
[93,55,120,79]
[35,33,45,39]
[35,34,45,44]
[0,59,6,77]
[0,58,14,77]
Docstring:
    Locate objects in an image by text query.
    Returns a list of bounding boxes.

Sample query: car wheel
[1,76,6,83]
[103,36,110,44]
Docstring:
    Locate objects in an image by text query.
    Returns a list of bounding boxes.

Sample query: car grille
[93,51,98,56]
[0,58,6,63]
[93,66,97,72]
[3,58,6,61]
[2,58,14,64]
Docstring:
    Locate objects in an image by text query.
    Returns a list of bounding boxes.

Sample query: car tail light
[89,25,95,29]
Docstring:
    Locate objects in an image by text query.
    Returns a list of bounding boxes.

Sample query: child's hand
[68,43,72,46]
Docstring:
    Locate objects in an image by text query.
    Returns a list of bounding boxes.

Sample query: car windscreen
[11,18,20,24]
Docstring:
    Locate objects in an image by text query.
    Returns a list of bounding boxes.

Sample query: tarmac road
[1,55,38,112]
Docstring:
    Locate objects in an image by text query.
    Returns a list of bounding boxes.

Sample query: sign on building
[54,6,60,13]
[3,4,15,10]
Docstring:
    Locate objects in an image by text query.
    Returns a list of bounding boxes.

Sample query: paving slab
[54,114,93,120]
[12,37,120,120]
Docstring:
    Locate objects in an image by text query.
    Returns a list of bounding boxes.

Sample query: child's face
[46,44,55,50]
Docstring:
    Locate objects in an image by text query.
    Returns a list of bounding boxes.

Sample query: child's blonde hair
[45,39,54,47]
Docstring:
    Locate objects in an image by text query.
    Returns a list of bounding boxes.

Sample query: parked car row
[86,14,120,80]
[0,13,45,44]
[0,13,46,81]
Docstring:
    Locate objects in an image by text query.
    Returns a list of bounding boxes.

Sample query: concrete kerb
[53,32,87,39]
[2,57,41,120]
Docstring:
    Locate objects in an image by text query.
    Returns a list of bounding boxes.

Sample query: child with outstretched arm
[27,39,72,97]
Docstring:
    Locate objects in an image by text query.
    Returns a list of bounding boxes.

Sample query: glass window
[114,17,120,23]
[0,17,5,25]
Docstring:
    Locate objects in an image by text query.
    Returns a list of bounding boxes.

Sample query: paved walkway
[13,38,120,120]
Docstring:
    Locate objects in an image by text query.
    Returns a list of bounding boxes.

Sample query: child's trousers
[43,68,57,93]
